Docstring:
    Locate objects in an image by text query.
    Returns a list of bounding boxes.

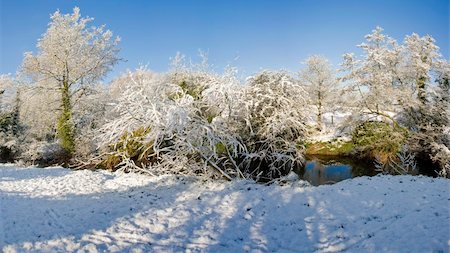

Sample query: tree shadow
[1,170,448,252]
[0,165,69,181]
[1,171,187,251]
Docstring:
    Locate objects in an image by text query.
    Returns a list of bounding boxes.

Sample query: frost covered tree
[342,26,449,175]
[299,55,337,130]
[398,35,448,176]
[342,27,444,125]
[402,33,441,105]
[21,7,120,156]
[340,27,409,166]
[405,58,450,176]
[0,75,14,112]
[340,27,406,126]
[0,75,23,161]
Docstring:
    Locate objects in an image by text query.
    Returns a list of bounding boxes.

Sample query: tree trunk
[317,90,322,131]
[57,79,75,155]
[417,76,427,105]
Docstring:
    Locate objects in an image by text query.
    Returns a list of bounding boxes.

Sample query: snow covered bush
[408,111,450,177]
[353,121,419,176]
[236,70,308,180]
[96,57,309,181]
[72,85,111,158]
[19,141,69,166]
[352,121,408,161]
[0,111,21,161]
[97,62,245,179]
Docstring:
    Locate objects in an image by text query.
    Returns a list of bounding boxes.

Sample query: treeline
[0,8,448,180]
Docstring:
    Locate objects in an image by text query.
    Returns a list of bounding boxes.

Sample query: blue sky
[0,0,448,82]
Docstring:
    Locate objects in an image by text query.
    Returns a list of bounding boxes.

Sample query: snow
[1,164,449,252]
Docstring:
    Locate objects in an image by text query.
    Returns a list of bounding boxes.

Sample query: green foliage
[101,127,154,170]
[57,111,75,154]
[0,94,23,161]
[214,142,227,155]
[305,139,355,156]
[352,121,408,161]
[57,84,75,155]
[0,112,13,132]
[178,80,205,100]
[113,127,152,157]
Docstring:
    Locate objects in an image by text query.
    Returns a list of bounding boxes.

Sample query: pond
[294,155,378,186]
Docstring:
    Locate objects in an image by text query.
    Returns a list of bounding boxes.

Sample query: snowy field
[0,164,449,253]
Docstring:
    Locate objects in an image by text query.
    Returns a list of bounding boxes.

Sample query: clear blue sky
[1,0,449,81]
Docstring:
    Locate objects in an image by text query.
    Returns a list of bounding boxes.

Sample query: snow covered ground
[0,164,448,253]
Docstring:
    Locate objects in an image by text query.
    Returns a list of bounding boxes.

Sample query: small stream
[295,155,378,186]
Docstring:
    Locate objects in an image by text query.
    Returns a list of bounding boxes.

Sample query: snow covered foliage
[341,26,449,176]
[15,79,111,165]
[0,75,22,161]
[299,55,338,131]
[21,7,120,156]
[73,85,111,158]
[1,7,447,181]
[98,62,245,179]
[340,27,409,126]
[97,57,309,180]
[239,71,308,180]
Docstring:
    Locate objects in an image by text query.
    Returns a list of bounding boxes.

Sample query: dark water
[294,155,378,186]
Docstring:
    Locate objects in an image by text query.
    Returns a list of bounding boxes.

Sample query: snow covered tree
[0,75,12,111]
[342,27,449,175]
[402,33,441,105]
[340,27,410,168]
[0,75,23,161]
[299,55,337,130]
[404,59,450,177]
[21,7,120,156]
[340,27,406,126]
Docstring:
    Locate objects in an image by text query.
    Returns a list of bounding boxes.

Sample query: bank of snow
[0,164,448,252]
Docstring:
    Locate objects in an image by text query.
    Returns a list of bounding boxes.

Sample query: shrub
[100,127,155,171]
[236,70,308,181]
[374,144,418,175]
[352,121,408,160]
[19,142,70,166]
[97,67,245,179]
[97,67,309,181]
